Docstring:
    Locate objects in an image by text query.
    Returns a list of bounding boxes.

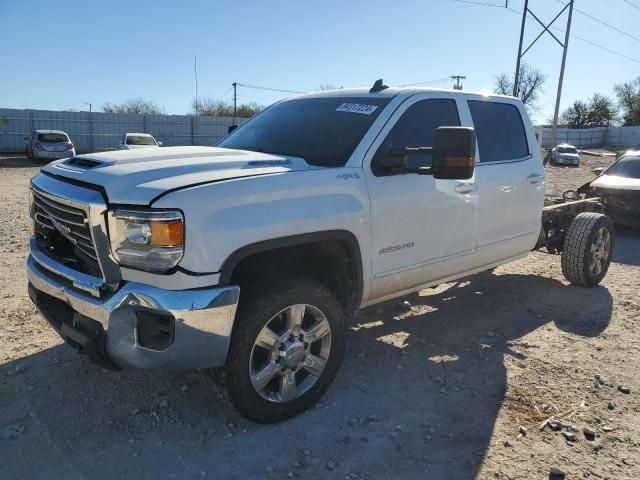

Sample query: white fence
[3,107,640,153]
[0,108,247,153]
[537,126,640,149]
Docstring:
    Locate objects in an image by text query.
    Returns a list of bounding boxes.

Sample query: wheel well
[226,237,362,316]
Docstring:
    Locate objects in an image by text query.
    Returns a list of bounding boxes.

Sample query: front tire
[561,213,614,286]
[225,275,345,423]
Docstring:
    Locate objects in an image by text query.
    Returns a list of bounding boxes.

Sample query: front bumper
[555,156,580,165]
[27,250,240,369]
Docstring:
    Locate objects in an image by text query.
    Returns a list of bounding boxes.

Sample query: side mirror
[157,141,163,146]
[228,125,238,134]
[431,127,476,180]
[592,167,605,176]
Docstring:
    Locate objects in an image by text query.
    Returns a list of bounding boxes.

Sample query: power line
[452,0,506,7]
[556,0,640,44]
[623,0,640,10]
[503,5,640,64]
[600,0,640,19]
[399,77,452,87]
[454,0,640,65]
[235,83,306,94]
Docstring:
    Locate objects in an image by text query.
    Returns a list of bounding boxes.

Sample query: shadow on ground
[1,271,613,479]
[613,228,640,267]
[0,157,43,169]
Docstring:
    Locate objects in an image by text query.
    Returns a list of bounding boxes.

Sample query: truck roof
[294,86,518,103]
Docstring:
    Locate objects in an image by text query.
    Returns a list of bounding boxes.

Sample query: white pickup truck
[27,81,614,423]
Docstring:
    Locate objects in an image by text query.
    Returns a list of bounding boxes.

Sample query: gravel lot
[1,153,639,480]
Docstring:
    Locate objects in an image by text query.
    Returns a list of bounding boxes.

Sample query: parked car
[550,143,580,166]
[578,151,640,229]
[24,130,75,161]
[118,133,161,149]
[27,81,615,423]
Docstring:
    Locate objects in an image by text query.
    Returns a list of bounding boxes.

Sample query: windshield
[37,133,68,143]
[218,96,391,167]
[606,156,640,179]
[126,135,156,145]
[558,146,577,154]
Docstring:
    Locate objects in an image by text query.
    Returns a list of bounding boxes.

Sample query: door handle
[527,174,544,184]
[455,183,477,194]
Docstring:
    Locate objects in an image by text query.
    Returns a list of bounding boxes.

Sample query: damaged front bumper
[27,245,240,369]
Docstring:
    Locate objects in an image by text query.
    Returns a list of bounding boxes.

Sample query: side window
[468,100,529,162]
[373,99,460,176]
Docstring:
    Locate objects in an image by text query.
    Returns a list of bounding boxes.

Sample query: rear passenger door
[466,99,544,265]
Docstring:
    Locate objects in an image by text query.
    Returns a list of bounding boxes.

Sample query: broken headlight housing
[108,209,184,272]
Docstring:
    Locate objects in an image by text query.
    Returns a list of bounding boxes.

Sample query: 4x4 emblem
[50,217,78,246]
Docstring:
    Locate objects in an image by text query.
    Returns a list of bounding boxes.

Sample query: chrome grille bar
[32,189,100,273]
[30,173,123,294]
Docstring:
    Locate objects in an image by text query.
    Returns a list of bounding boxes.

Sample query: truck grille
[32,190,102,277]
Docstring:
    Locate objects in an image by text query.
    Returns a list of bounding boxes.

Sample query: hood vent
[65,157,102,169]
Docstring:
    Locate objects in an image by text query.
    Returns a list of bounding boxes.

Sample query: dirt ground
[1,152,639,480]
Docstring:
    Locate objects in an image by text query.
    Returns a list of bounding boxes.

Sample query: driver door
[363,94,479,301]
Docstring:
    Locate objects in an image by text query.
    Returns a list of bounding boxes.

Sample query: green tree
[560,93,617,128]
[103,97,161,115]
[613,77,640,126]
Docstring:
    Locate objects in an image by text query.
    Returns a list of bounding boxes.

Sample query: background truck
[27,81,614,423]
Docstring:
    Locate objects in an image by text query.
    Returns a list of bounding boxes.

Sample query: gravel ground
[1,153,639,480]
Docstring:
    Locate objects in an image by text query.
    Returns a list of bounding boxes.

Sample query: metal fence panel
[0,108,246,153]
[539,126,640,149]
[4,107,639,153]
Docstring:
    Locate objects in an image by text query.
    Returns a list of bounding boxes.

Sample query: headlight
[108,209,184,271]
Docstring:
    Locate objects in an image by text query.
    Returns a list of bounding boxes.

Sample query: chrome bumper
[27,249,240,369]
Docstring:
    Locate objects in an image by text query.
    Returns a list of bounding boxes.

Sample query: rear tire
[561,213,614,287]
[225,274,345,423]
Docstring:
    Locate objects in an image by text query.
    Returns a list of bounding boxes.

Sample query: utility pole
[85,102,93,152]
[451,75,466,90]
[194,55,198,116]
[511,0,574,152]
[232,82,237,123]
[513,0,529,97]
[550,0,574,151]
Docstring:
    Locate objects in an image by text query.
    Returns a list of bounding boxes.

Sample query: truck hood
[42,146,313,204]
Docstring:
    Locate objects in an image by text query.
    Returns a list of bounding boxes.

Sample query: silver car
[25,130,76,161]
[550,143,580,166]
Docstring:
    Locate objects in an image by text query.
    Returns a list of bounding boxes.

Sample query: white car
[551,143,580,166]
[117,133,161,149]
[27,81,615,423]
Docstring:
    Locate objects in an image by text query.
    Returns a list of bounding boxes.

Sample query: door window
[373,99,460,175]
[468,100,529,162]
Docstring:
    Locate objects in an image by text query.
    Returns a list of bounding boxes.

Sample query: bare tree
[191,97,262,118]
[494,63,547,112]
[613,76,640,126]
[103,97,161,115]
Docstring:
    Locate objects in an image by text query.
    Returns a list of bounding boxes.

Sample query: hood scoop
[65,157,103,169]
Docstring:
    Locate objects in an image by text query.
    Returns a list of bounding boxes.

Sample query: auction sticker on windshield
[336,103,379,115]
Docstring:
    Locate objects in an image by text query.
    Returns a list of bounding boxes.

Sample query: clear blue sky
[2,0,639,123]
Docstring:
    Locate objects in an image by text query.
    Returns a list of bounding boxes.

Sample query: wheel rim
[589,227,611,276]
[249,304,332,403]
